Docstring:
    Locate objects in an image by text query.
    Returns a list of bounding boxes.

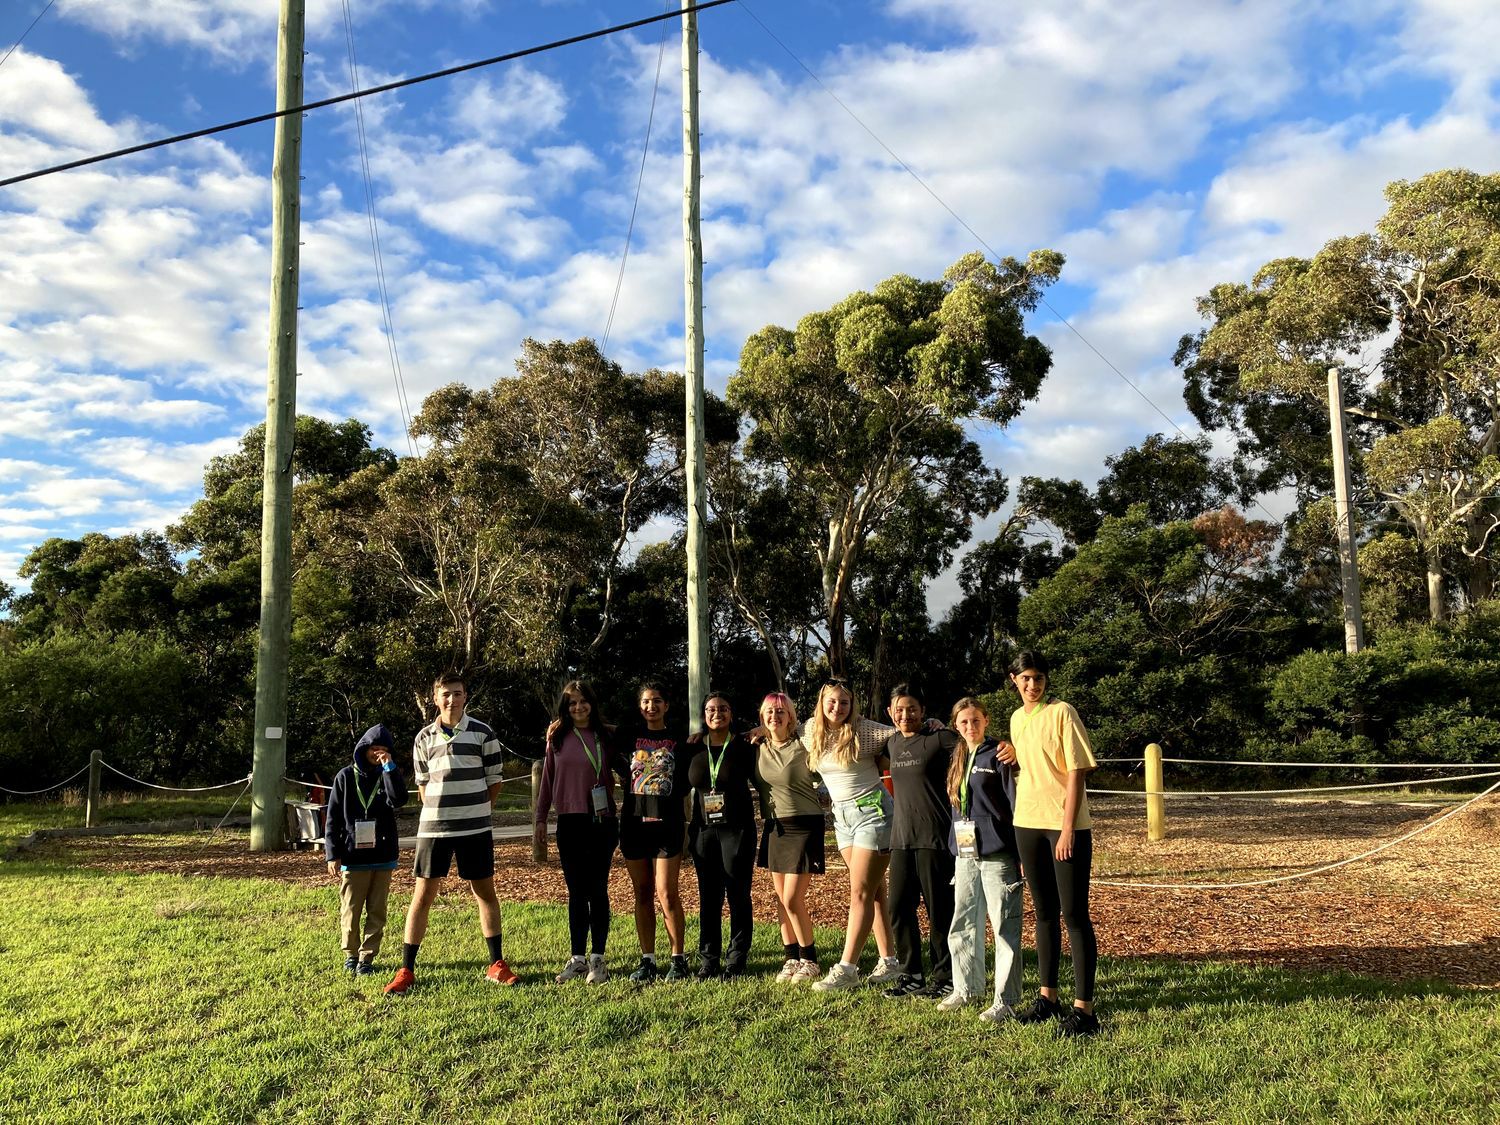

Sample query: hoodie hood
[354,723,395,771]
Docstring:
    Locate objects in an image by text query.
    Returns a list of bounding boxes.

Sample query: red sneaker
[485,959,519,986]
[383,967,416,996]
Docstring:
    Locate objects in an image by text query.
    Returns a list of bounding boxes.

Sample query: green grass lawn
[1,855,1496,1124]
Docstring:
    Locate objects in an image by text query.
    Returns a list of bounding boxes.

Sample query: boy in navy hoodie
[325,724,409,975]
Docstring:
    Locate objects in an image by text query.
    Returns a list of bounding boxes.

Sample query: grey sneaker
[812,963,860,992]
[555,956,588,983]
[865,956,902,985]
[774,957,801,983]
[936,990,973,1012]
[979,1002,1016,1023]
[585,955,609,985]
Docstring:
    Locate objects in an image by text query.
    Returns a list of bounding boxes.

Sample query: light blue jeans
[948,852,1024,1007]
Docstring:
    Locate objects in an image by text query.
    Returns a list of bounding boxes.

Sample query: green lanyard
[706,733,732,791]
[1016,698,1050,741]
[574,729,604,783]
[959,744,979,818]
[354,772,380,815]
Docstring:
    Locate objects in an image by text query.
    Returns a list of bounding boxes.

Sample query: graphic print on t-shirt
[631,736,678,796]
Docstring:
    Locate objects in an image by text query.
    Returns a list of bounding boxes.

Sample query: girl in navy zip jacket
[941,697,1023,1021]
[324,723,409,974]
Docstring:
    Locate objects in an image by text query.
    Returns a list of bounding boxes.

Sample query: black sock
[486,934,504,963]
[784,942,798,960]
[402,943,419,972]
[799,944,817,962]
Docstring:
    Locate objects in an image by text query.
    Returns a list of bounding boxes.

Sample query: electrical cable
[0,0,55,72]
[0,0,736,190]
[340,0,418,457]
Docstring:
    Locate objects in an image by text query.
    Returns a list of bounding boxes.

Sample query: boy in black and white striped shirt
[385,672,517,994]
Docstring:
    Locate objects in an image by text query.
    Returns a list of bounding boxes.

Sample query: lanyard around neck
[355,771,380,814]
[706,733,731,790]
[959,743,980,817]
[573,729,604,782]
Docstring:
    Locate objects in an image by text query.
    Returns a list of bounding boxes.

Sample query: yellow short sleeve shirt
[1009,699,1097,831]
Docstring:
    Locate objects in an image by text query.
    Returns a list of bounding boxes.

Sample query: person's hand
[326,861,340,878]
[747,724,768,745]
[532,823,547,854]
[546,718,562,740]
[369,748,391,767]
[924,717,943,732]
[686,731,704,744]
[995,741,1018,766]
[1054,829,1074,863]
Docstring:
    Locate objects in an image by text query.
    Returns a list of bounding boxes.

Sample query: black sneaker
[721,959,746,980]
[664,956,690,981]
[882,974,926,999]
[1015,995,1066,1024]
[1058,1007,1101,1038]
[343,956,359,973]
[914,979,954,1000]
[696,955,721,980]
[355,959,375,976]
[629,957,658,983]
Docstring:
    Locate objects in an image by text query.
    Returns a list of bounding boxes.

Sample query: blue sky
[2,0,1499,609]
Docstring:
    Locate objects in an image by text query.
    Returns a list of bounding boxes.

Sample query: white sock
[642,954,656,964]
[882,955,900,966]
[838,961,857,972]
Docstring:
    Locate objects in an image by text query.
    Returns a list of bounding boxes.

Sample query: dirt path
[36,795,1500,986]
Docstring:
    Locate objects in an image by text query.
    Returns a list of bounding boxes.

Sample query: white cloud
[81,436,241,491]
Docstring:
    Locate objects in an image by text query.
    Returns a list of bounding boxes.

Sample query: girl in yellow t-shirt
[1008,650,1101,1038]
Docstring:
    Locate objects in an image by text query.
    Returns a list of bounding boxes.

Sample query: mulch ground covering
[32,796,1500,987]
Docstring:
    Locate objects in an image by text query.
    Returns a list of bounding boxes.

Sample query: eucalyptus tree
[727,250,1062,675]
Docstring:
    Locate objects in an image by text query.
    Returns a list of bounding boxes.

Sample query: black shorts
[619,817,685,861]
[758,815,826,874]
[413,831,495,880]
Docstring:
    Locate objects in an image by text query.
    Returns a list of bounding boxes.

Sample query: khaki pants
[339,868,394,960]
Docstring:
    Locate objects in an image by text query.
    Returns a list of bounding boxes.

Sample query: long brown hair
[945,696,989,806]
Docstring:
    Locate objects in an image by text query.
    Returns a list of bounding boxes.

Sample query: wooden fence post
[85,748,102,828]
[1145,742,1165,841]
[530,759,546,862]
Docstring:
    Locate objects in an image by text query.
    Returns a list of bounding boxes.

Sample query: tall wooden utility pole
[1328,366,1365,654]
[250,0,306,851]
[682,2,710,726]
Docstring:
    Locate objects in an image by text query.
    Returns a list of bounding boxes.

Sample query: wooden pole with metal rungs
[681,0,710,729]
[530,760,547,862]
[250,0,306,852]
[1145,742,1165,841]
[85,748,102,828]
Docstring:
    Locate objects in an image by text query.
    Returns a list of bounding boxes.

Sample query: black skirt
[758,814,826,874]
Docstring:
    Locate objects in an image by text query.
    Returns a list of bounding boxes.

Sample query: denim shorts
[832,791,892,852]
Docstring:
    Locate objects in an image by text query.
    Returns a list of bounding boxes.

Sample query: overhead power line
[0,0,736,190]
[0,0,56,72]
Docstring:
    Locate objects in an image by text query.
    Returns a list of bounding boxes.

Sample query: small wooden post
[85,748,102,828]
[1145,742,1165,842]
[530,759,546,862]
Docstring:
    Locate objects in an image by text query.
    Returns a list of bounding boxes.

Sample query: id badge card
[953,818,978,859]
[702,791,726,823]
[353,820,377,849]
[590,785,608,814]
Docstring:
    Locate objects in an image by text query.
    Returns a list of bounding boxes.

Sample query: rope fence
[101,763,252,792]
[0,763,91,796]
[1089,770,1500,799]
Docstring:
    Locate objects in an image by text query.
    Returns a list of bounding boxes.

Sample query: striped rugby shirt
[412,714,504,838]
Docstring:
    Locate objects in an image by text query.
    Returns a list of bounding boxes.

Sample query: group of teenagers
[322,651,1103,1038]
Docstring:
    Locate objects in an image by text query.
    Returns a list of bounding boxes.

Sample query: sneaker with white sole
[790,959,821,984]
[555,956,588,983]
[774,957,801,983]
[979,1002,1016,1024]
[865,957,902,985]
[812,963,860,992]
[586,955,609,985]
[936,991,973,1012]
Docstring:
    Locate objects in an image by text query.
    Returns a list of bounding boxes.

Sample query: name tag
[353,820,377,849]
[591,785,608,814]
[954,818,978,859]
[702,791,726,822]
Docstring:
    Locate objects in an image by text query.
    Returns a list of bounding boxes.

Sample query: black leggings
[1015,826,1097,1002]
[689,823,756,964]
[555,814,618,957]
[888,846,956,984]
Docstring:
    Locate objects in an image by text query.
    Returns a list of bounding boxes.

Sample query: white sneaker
[865,956,902,985]
[979,1002,1016,1023]
[775,957,801,983]
[790,959,821,984]
[936,991,973,1012]
[585,955,609,985]
[812,963,860,992]
[555,956,588,983]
